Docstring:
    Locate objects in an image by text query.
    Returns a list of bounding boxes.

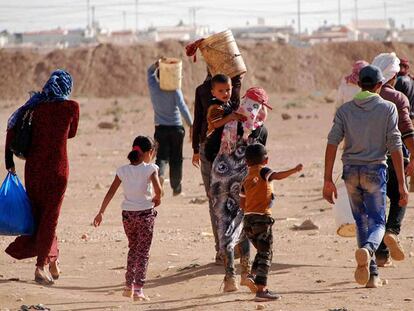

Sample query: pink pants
[122,209,157,287]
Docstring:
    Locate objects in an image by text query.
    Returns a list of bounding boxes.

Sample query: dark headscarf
[7,69,73,130]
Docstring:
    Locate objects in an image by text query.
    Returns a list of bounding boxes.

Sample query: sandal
[20,304,51,311]
[49,260,60,280]
[133,287,149,301]
[34,267,54,286]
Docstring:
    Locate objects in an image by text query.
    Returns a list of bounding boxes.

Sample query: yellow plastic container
[199,30,247,78]
[159,58,182,91]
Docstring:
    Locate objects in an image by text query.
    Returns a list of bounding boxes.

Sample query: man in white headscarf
[372,52,414,267]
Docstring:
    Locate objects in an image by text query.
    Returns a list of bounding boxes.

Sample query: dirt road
[1,94,414,311]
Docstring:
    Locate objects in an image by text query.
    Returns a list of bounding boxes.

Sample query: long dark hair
[127,136,155,163]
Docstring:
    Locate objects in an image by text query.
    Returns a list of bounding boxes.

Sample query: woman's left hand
[7,167,16,175]
[93,213,103,227]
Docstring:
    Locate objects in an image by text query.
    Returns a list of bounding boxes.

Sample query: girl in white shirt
[93,136,161,301]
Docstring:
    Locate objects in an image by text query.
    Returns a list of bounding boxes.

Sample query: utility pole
[189,7,200,27]
[338,0,342,25]
[135,0,139,31]
[91,5,95,29]
[354,0,358,29]
[383,1,387,21]
[188,8,193,26]
[86,0,90,29]
[297,0,301,38]
[123,11,127,30]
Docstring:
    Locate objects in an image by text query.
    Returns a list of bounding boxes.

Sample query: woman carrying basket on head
[205,81,270,292]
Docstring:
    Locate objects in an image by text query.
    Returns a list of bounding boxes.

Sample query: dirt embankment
[1,41,414,101]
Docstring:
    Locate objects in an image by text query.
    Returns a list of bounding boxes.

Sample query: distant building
[304,25,358,45]
[231,25,294,43]
[399,28,414,43]
[97,30,138,45]
[350,19,398,41]
[14,28,94,48]
[142,25,210,42]
[0,30,10,47]
[17,28,68,47]
[67,29,94,46]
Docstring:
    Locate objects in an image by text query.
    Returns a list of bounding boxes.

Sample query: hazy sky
[0,0,413,33]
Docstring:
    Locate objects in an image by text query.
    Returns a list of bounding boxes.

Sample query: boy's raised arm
[268,164,303,181]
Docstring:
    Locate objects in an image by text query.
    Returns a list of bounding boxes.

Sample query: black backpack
[10,110,34,160]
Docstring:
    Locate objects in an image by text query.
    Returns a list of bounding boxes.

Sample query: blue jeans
[342,164,387,276]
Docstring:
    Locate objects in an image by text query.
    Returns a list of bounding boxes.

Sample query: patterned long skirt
[210,143,248,254]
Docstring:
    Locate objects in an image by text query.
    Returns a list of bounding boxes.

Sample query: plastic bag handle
[6,172,21,189]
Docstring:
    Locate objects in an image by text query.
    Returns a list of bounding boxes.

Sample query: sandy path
[1,94,414,311]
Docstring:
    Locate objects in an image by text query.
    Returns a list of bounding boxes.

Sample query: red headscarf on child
[243,87,272,110]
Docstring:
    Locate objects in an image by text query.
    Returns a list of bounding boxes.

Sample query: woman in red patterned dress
[4,69,79,285]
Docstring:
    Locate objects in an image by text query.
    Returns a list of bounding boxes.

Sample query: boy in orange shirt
[240,143,302,301]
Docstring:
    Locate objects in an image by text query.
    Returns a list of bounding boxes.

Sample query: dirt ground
[1,92,414,311]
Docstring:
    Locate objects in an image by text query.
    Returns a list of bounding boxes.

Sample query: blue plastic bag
[0,173,35,236]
